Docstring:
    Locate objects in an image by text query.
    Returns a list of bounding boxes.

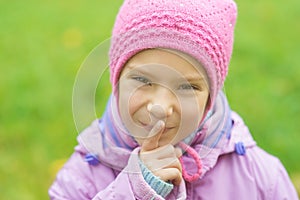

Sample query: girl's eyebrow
[125,64,154,77]
[181,74,206,82]
[126,64,148,72]
[126,64,137,70]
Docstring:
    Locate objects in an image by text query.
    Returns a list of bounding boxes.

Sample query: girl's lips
[139,121,154,131]
[139,121,175,132]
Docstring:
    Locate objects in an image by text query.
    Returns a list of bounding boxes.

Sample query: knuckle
[170,168,181,177]
[163,144,174,152]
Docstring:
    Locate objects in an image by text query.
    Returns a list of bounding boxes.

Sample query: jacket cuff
[139,160,173,198]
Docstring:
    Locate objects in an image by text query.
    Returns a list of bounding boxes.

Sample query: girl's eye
[132,76,152,86]
[178,84,200,90]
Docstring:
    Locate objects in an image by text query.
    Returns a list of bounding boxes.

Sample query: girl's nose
[147,102,173,120]
[146,85,176,120]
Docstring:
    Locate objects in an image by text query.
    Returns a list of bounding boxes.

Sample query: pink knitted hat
[109,0,237,108]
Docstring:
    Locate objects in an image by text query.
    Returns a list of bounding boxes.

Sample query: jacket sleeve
[49,148,166,200]
[270,160,299,200]
[248,146,299,200]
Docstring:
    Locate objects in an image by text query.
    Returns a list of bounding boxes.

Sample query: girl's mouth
[139,121,175,133]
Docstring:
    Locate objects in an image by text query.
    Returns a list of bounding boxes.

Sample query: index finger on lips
[141,120,165,152]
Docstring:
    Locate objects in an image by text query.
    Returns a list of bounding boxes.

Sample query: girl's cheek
[180,97,206,126]
[127,89,147,116]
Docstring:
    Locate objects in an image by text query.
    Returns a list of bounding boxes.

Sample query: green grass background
[0,0,299,199]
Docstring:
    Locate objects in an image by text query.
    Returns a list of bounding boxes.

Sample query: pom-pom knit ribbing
[139,160,174,198]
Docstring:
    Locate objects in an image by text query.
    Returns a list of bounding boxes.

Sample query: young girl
[49,0,298,199]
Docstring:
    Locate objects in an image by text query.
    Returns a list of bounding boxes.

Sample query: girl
[49,0,298,199]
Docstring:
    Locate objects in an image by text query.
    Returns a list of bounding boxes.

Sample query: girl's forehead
[122,49,209,82]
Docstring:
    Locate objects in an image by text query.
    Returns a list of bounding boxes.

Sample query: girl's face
[118,49,209,147]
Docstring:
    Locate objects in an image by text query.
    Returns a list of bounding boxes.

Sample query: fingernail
[147,103,153,111]
[157,120,164,128]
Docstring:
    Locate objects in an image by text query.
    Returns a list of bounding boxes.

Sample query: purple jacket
[49,111,298,199]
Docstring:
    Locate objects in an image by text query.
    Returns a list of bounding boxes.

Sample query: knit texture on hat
[109,0,237,106]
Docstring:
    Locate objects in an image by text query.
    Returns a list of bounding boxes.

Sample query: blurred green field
[0,0,299,199]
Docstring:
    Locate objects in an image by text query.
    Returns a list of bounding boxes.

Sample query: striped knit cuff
[139,160,174,198]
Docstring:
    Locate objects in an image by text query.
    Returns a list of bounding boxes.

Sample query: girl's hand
[139,120,182,186]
